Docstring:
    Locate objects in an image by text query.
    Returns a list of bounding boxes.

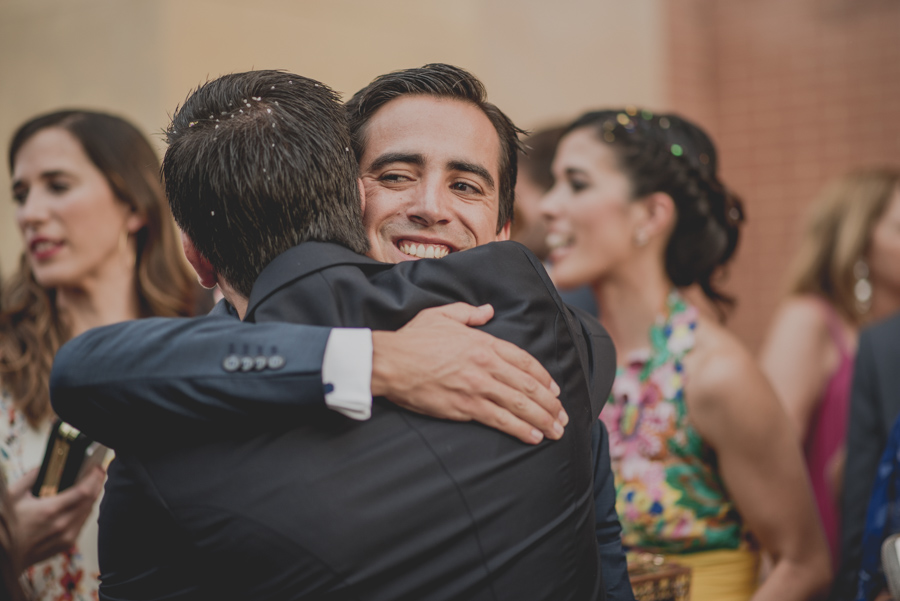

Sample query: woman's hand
[8,466,105,567]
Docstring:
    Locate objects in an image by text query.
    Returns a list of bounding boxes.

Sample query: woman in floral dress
[541,110,830,600]
[0,110,197,600]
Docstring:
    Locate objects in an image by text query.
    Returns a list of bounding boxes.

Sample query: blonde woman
[760,168,900,571]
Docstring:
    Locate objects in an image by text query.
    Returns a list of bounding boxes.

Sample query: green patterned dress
[600,292,747,553]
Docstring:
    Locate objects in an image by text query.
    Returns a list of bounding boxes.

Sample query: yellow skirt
[661,548,759,601]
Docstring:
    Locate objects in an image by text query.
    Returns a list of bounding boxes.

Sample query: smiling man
[51,66,631,600]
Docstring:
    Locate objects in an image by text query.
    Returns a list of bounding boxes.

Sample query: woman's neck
[55,267,141,338]
[592,259,672,363]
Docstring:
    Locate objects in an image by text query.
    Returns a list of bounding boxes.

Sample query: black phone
[31,420,108,497]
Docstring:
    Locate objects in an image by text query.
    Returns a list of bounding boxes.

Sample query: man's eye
[451,182,481,194]
[379,173,411,183]
[11,189,27,205]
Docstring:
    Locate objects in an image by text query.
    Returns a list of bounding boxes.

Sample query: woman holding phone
[0,110,197,599]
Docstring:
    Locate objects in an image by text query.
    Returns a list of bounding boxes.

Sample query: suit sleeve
[592,420,635,601]
[50,316,333,451]
[833,328,882,599]
[567,305,616,419]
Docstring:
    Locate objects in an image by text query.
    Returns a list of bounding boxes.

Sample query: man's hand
[9,466,105,567]
[371,303,567,444]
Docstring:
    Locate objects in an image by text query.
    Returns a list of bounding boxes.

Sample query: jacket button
[240,357,255,372]
[267,355,285,370]
[254,356,267,371]
[222,355,241,372]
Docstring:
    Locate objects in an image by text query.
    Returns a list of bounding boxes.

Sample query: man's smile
[397,238,452,259]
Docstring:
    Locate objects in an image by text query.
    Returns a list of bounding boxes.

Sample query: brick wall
[665,0,900,351]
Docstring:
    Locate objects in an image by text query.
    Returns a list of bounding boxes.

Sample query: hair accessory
[659,117,670,129]
[617,113,631,126]
[641,110,653,120]
[670,144,683,157]
[854,259,873,314]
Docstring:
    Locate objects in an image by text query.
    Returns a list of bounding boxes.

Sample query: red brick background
[665,0,900,351]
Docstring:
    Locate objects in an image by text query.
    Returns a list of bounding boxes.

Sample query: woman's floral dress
[0,388,100,601]
[600,291,747,553]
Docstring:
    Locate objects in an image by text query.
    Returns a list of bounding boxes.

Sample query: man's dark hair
[345,63,525,233]
[164,70,368,297]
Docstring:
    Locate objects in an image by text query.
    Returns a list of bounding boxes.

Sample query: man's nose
[407,180,452,227]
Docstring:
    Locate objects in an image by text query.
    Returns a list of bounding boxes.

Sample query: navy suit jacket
[832,312,900,599]
[52,241,632,600]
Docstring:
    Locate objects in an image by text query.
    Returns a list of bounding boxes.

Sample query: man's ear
[180,231,218,289]
[358,178,367,216]
[497,220,512,242]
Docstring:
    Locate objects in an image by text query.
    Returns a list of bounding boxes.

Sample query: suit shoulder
[863,312,900,349]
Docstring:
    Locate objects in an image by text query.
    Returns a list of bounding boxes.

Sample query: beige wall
[0,0,663,279]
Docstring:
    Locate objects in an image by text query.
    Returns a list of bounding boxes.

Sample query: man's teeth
[546,233,574,250]
[399,241,450,259]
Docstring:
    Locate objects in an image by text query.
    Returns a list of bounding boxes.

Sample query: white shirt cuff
[322,328,373,420]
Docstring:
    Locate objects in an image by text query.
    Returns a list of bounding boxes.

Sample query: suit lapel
[245,242,388,321]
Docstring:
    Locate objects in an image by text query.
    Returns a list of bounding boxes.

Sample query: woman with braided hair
[541,110,830,600]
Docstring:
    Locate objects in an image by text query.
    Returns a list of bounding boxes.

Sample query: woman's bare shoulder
[685,316,781,429]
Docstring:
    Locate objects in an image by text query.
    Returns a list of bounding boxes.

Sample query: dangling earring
[634,229,649,247]
[854,259,872,315]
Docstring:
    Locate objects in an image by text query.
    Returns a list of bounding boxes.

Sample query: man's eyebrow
[367,152,425,172]
[447,160,495,192]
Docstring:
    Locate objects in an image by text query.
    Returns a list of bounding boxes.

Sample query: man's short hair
[345,63,525,233]
[164,70,368,297]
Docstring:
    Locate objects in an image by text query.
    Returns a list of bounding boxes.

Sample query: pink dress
[804,304,854,572]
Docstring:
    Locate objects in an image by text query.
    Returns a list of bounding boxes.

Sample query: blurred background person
[813,172,900,600]
[0,110,199,599]
[541,109,830,601]
[514,125,598,315]
[759,168,900,575]
[512,125,564,260]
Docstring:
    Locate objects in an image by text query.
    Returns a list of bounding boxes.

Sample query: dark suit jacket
[52,241,628,600]
[832,312,900,599]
